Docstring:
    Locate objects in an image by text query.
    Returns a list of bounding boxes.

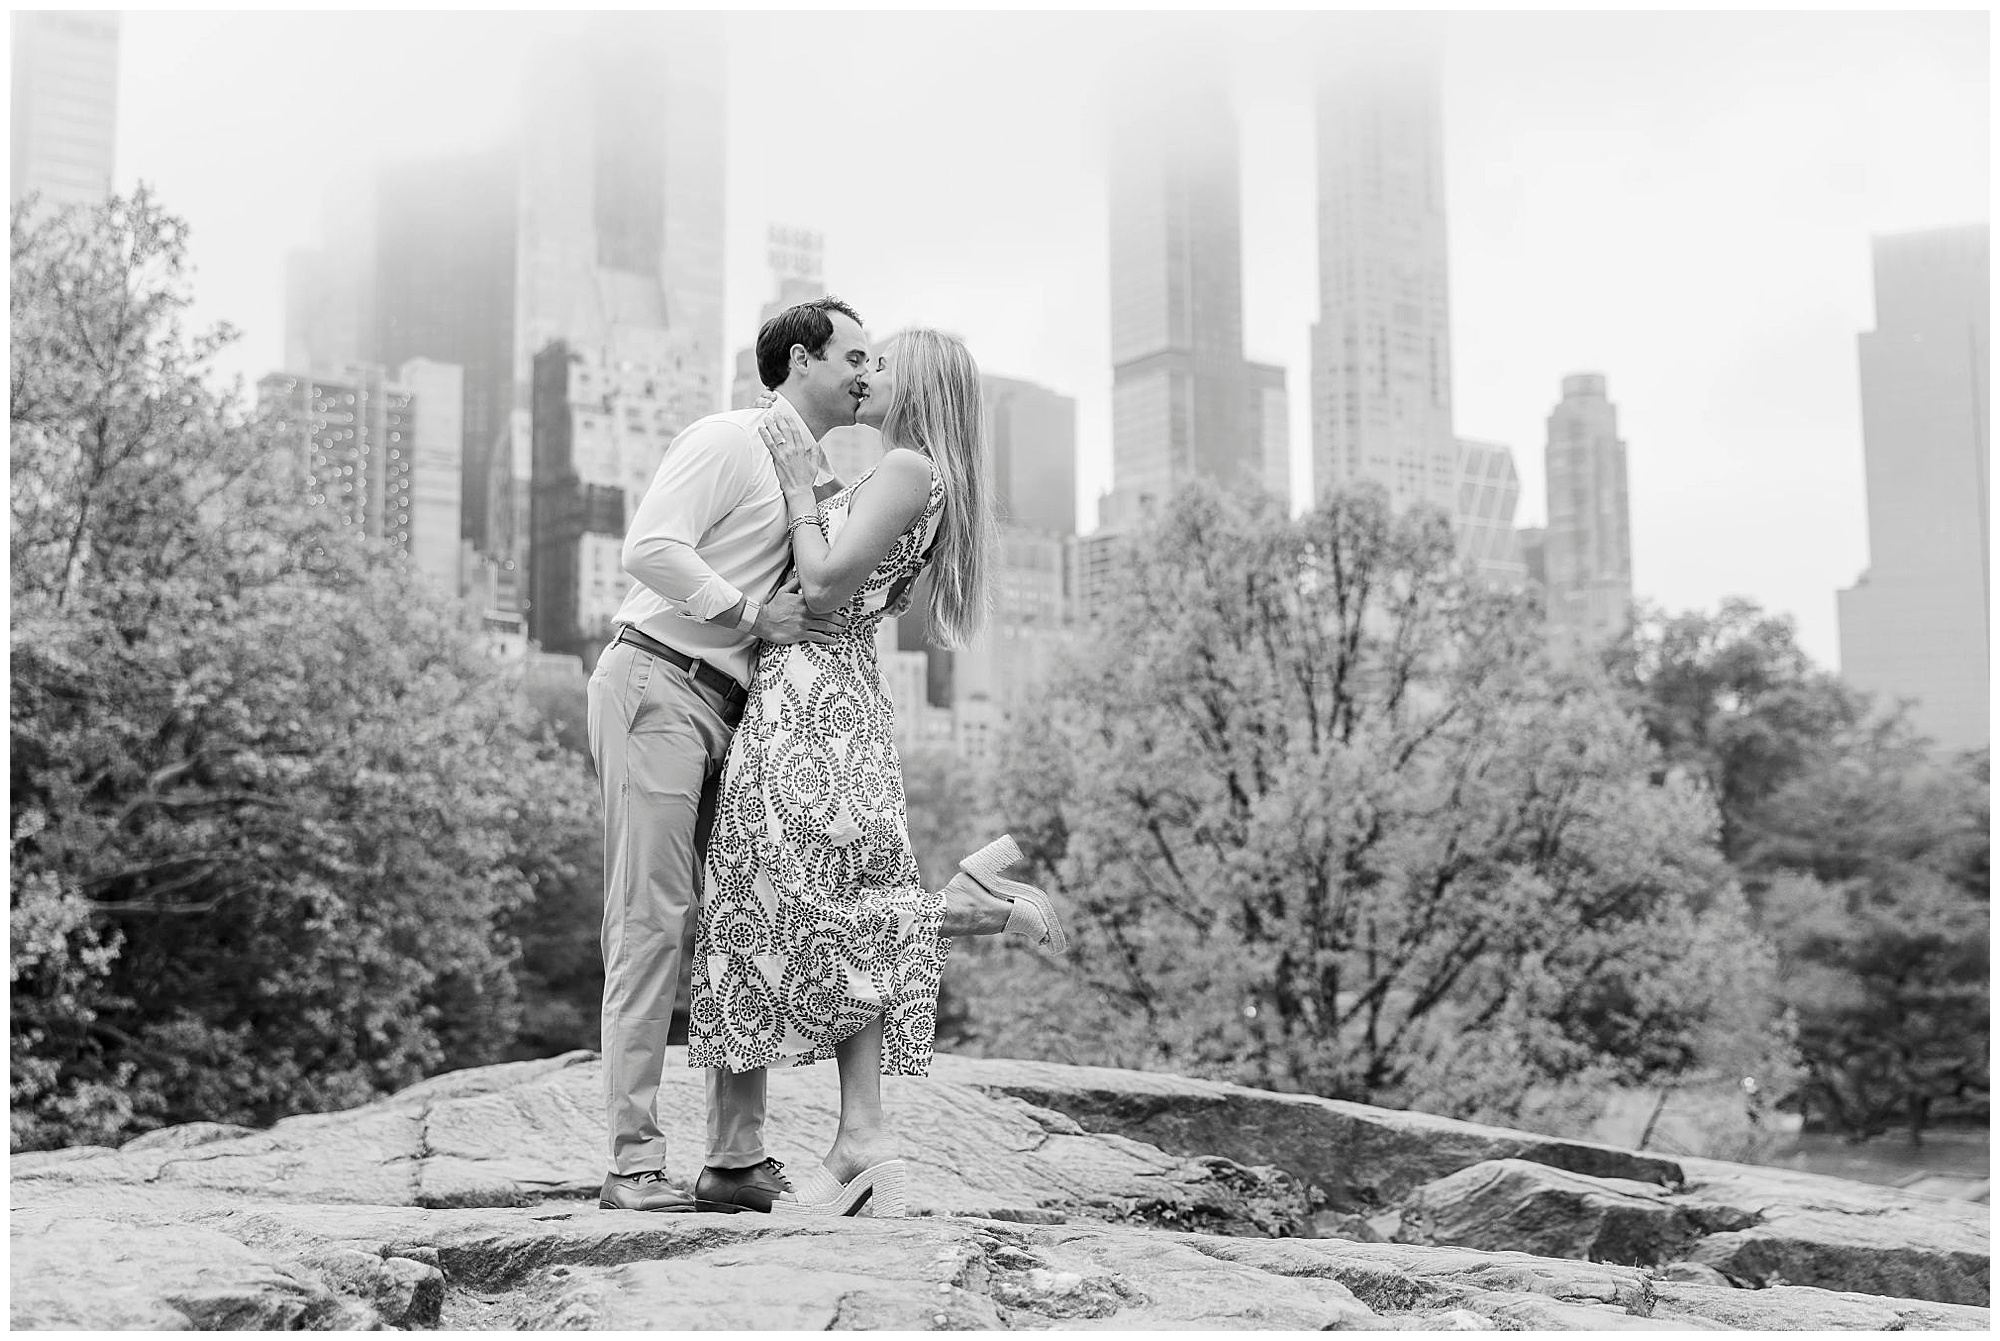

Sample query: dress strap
[917,460,945,558]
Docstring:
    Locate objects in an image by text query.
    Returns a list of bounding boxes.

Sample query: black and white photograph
[9,4,1989,1331]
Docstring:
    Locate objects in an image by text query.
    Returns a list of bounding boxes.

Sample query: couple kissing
[587,297,1069,1219]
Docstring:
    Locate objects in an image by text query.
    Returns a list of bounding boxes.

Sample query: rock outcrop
[10,1050,1989,1330]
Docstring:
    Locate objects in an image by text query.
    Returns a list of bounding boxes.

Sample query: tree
[1604,599,1874,864]
[1763,870,1988,1143]
[899,743,988,892]
[1746,724,1987,893]
[10,191,597,1149]
[1609,600,1989,1140]
[1750,738,1988,1142]
[961,481,1797,1122]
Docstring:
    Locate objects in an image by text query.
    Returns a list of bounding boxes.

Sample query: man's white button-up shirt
[610,392,821,690]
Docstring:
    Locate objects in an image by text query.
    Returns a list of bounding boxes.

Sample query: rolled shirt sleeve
[622,419,753,621]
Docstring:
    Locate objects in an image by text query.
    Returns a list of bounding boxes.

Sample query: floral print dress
[688,460,947,1075]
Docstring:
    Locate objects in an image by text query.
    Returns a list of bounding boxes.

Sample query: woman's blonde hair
[878,328,993,648]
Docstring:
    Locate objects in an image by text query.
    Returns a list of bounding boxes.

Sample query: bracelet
[736,597,762,633]
[787,515,821,538]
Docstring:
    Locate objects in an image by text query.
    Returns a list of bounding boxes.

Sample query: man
[592,297,871,1212]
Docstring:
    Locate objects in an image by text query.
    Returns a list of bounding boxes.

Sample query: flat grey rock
[1394,1158,1701,1264]
[1652,1280,1995,1331]
[927,1055,1690,1210]
[1675,1156,1990,1305]
[9,1051,1988,1329]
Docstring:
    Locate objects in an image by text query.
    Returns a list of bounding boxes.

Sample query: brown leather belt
[613,625,749,719]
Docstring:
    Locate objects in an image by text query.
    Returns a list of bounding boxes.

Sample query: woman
[687,328,1066,1219]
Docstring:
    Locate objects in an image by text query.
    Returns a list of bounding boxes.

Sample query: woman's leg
[825,1012,902,1181]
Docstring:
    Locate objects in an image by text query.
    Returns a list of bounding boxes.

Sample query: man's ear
[789,343,811,377]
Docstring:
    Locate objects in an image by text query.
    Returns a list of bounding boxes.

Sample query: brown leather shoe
[694,1158,793,1213]
[599,1169,701,1212]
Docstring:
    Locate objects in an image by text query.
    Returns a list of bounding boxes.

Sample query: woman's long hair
[878,328,993,648]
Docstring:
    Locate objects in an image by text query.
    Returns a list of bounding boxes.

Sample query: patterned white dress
[688,460,948,1076]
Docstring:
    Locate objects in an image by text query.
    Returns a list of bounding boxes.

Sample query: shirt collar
[768,389,815,443]
[766,389,835,485]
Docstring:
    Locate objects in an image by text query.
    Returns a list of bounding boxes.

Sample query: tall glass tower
[1311,47,1455,514]
[1837,224,1990,752]
[1543,374,1633,658]
[1107,74,1253,516]
[9,11,118,212]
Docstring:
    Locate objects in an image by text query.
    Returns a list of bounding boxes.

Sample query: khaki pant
[587,639,766,1174]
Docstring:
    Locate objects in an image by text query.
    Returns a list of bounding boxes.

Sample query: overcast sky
[114,8,1987,671]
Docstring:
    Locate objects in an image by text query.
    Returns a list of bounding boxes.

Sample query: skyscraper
[510,13,725,618]
[259,367,412,546]
[528,323,716,660]
[284,13,725,627]
[1247,360,1292,513]
[1518,525,1548,590]
[1311,48,1455,514]
[372,148,518,557]
[1542,374,1633,657]
[286,147,521,608]
[398,359,466,600]
[1106,74,1254,515]
[10,11,119,212]
[984,374,1078,536]
[258,360,464,598]
[1065,528,1132,627]
[952,526,1068,758]
[906,371,1080,759]
[731,225,826,409]
[284,183,378,376]
[1837,224,1990,752]
[1453,438,1528,588]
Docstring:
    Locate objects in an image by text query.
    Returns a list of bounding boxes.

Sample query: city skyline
[109,10,1989,671]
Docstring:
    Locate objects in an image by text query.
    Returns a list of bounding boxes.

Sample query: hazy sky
[114,8,1987,670]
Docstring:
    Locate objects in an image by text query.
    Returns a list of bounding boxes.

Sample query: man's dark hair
[755,296,863,390]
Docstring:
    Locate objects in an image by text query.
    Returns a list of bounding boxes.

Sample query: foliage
[1746,725,1986,895]
[891,743,987,1048]
[10,191,596,1150]
[961,481,1797,1122]
[1752,734,1990,1143]
[504,663,605,1060]
[1611,599,1989,1140]
[1604,599,1872,864]
[1762,870,1988,1142]
[899,743,987,892]
[502,780,605,1061]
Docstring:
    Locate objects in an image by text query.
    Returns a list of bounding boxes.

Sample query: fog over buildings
[98,10,1989,684]
[1312,40,1456,516]
[1837,225,1991,754]
[10,10,118,212]
[1105,65,1263,523]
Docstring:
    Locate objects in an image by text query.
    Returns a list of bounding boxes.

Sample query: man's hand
[754,576,846,645]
